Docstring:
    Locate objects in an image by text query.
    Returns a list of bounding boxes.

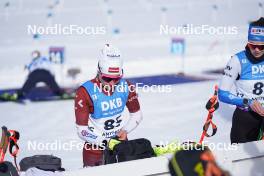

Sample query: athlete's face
[248,43,264,58]
[101,76,120,85]
[98,73,121,87]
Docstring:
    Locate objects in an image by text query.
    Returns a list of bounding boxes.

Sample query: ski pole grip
[205,85,219,111]
[1,126,7,132]
[214,85,218,95]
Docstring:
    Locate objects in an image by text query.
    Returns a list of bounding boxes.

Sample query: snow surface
[0,0,263,174]
[0,79,237,170]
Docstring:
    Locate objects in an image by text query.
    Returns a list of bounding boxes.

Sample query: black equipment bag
[104,138,155,164]
[0,161,19,176]
[19,155,64,172]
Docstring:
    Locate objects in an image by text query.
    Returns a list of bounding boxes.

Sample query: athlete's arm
[74,87,108,145]
[218,56,248,107]
[122,80,143,133]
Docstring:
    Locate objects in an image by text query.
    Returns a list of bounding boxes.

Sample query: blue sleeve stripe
[218,89,244,107]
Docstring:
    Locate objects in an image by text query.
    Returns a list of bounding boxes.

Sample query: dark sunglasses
[101,76,120,83]
[248,43,264,50]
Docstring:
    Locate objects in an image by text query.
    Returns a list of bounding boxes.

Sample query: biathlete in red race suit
[74,44,143,167]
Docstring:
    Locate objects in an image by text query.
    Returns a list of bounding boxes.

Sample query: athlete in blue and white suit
[219,17,264,143]
[15,50,63,99]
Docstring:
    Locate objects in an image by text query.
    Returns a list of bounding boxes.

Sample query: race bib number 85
[104,116,122,130]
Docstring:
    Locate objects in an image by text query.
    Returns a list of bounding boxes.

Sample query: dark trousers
[231,108,263,143]
[18,69,62,97]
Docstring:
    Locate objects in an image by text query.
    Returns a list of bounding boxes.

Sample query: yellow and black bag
[169,145,229,176]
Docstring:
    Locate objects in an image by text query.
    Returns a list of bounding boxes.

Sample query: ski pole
[8,130,20,172]
[0,126,9,163]
[199,85,219,144]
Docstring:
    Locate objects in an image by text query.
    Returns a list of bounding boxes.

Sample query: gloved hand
[108,139,121,150]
